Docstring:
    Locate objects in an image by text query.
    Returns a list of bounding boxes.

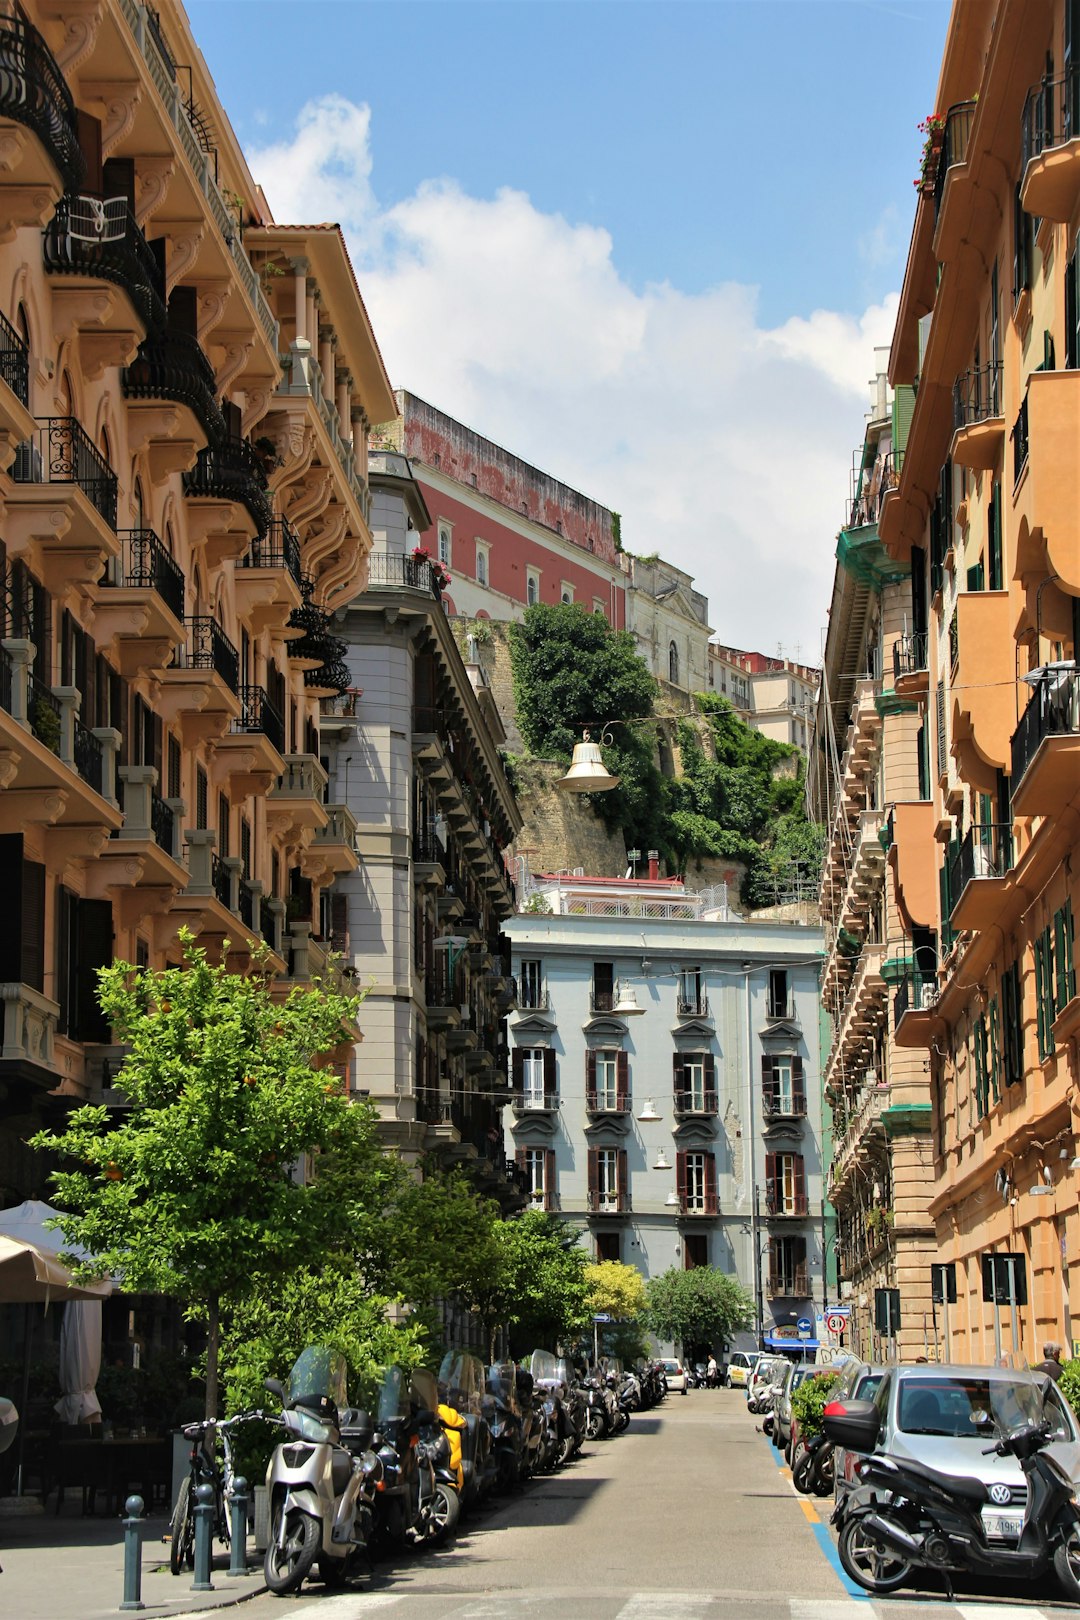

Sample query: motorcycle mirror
[264,1377,285,1399]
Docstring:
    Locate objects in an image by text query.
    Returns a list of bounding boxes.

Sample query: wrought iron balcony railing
[178,616,239,693]
[183,437,272,536]
[0,6,83,191]
[212,852,233,910]
[676,988,709,1016]
[673,1088,718,1116]
[231,684,285,753]
[679,1192,719,1217]
[586,1190,630,1215]
[953,361,1003,431]
[242,515,303,589]
[12,417,118,528]
[0,307,28,406]
[111,528,185,622]
[894,970,940,1025]
[73,713,103,795]
[123,327,224,443]
[1022,63,1080,168]
[1011,667,1080,792]
[44,193,165,332]
[932,100,976,221]
[893,630,928,682]
[762,1088,808,1119]
[366,549,440,597]
[764,1192,809,1218]
[948,822,1014,920]
[767,1267,809,1299]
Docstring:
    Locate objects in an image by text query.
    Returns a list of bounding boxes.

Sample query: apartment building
[812,362,938,1363]
[376,392,712,695]
[323,448,525,1209]
[873,0,1080,1360]
[710,645,820,753]
[0,0,392,1199]
[505,873,825,1352]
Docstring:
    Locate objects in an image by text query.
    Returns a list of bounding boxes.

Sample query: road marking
[790,1602,870,1620]
[299,1597,402,1615]
[797,1498,819,1524]
[955,1609,1048,1620]
[615,1595,717,1620]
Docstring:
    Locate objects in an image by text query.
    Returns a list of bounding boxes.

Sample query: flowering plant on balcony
[412,544,451,591]
[915,112,945,190]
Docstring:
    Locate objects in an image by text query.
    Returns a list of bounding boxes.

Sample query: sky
[190,0,950,662]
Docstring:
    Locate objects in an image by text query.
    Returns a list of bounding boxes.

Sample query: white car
[726,1351,760,1389]
[662,1357,688,1394]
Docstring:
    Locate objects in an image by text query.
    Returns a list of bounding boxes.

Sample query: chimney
[647,850,659,881]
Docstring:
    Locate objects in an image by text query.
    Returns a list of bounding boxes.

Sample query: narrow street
[242,1392,1080,1620]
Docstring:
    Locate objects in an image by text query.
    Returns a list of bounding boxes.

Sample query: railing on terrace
[0,308,28,406]
[44,193,165,332]
[179,616,239,693]
[211,853,232,910]
[73,715,103,795]
[412,823,445,866]
[933,100,977,221]
[894,971,940,1025]
[426,962,465,1008]
[232,684,284,753]
[0,4,84,191]
[586,1190,630,1215]
[679,1192,719,1217]
[281,344,369,522]
[242,515,303,588]
[762,1087,808,1119]
[564,894,701,920]
[1011,667,1080,790]
[767,1267,809,1298]
[111,528,185,621]
[183,438,272,536]
[1022,63,1080,168]
[367,550,440,596]
[948,822,1014,919]
[27,671,60,751]
[676,988,709,1016]
[123,327,224,443]
[893,630,928,682]
[1011,394,1030,484]
[150,789,174,855]
[674,1088,718,1116]
[12,417,118,529]
[953,361,1003,431]
[764,1193,809,1218]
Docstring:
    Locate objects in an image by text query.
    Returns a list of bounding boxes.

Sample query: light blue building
[506,873,826,1353]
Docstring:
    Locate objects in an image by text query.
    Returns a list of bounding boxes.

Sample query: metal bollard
[191,1481,215,1592]
[119,1494,145,1612]
[228,1477,249,1577]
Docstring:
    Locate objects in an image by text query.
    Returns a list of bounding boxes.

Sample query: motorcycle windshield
[530,1350,559,1386]
[411,1367,439,1415]
[438,1351,483,1413]
[285,1346,348,1413]
[487,1362,519,1413]
[377,1364,409,1426]
[555,1358,575,1388]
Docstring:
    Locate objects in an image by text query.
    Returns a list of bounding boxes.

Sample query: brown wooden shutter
[704,1053,716,1110]
[545,1148,556,1211]
[762,1054,777,1113]
[792,1056,806,1114]
[794,1154,806,1212]
[585,1048,597,1109]
[21,854,46,993]
[515,1147,526,1170]
[705,1151,717,1214]
[672,1052,684,1108]
[329,893,348,952]
[616,1050,629,1111]
[76,110,103,192]
[543,1046,557,1106]
[676,1150,688,1208]
[765,1150,778,1211]
[587,1148,599,1207]
[617,1148,628,1205]
[512,1048,523,1095]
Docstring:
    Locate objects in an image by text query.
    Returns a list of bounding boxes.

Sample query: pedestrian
[1035,1341,1064,1380]
[706,1354,717,1387]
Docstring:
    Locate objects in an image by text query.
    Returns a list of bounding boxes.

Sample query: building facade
[325,448,524,1209]
[0,0,392,1199]
[710,645,820,753]
[871,0,1080,1361]
[505,873,826,1352]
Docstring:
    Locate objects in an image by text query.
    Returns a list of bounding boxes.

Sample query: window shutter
[512,1048,523,1094]
[793,1155,806,1212]
[21,855,46,993]
[676,1150,688,1205]
[703,1053,716,1109]
[672,1052,684,1107]
[74,898,113,1042]
[704,1151,717,1213]
[330,893,348,953]
[616,1148,628,1201]
[585,1049,597,1109]
[543,1046,557,1106]
[792,1057,806,1113]
[587,1148,599,1203]
[515,1147,526,1170]
[616,1050,629,1111]
[762,1054,776,1112]
[545,1148,556,1211]
[765,1150,778,1208]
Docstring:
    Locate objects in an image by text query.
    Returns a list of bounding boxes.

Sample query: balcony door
[520,1047,546,1109]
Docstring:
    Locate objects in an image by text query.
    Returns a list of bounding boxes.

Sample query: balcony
[0,309,32,469]
[767,1267,809,1299]
[678,1193,719,1218]
[0,7,83,222]
[157,616,241,747]
[183,438,273,558]
[213,684,286,790]
[1010,667,1080,819]
[44,193,166,354]
[517,983,550,1012]
[950,362,1004,471]
[586,1190,630,1217]
[889,801,938,931]
[0,981,60,1078]
[762,1087,808,1122]
[425,962,465,1030]
[266,753,329,839]
[91,529,185,675]
[309,803,360,876]
[169,831,251,951]
[122,327,225,456]
[676,988,709,1017]
[829,1079,889,1204]
[512,1086,557,1118]
[104,766,186,891]
[236,516,304,634]
[764,991,799,1025]
[764,1193,809,1220]
[892,630,928,698]
[0,648,122,837]
[411,822,446,889]
[9,418,119,591]
[366,549,441,600]
[931,100,976,262]
[585,1088,629,1117]
[265,337,370,529]
[893,971,941,1049]
[674,1087,718,1118]
[822,941,886,1092]
[950,590,1014,789]
[948,822,1014,933]
[1021,65,1080,222]
[836,807,886,941]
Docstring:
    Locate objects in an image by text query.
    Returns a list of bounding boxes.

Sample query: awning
[764,1334,819,1351]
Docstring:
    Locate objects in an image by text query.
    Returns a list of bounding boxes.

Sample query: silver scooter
[263,1346,380,1597]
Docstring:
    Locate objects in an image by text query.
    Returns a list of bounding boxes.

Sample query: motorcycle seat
[885,1456,990,1503]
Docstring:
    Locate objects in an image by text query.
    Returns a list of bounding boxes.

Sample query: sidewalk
[0,1498,266,1620]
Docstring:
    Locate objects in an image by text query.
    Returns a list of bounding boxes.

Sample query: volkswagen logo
[989,1483,1012,1505]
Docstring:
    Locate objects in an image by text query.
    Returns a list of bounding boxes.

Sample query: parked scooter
[486,1361,525,1491]
[792,1431,834,1497]
[438,1350,494,1510]
[531,1350,573,1466]
[262,1347,380,1596]
[824,1398,1080,1600]
[557,1356,587,1455]
[369,1365,455,1550]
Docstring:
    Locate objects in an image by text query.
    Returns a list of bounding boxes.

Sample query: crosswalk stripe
[298,1596,403,1615]
[790,1600,870,1619]
[954,1608,1047,1620]
[615,1596,718,1620]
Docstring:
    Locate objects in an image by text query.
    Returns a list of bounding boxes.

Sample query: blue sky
[190,0,951,656]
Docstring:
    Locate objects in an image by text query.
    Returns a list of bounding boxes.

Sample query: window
[519,958,544,1009]
[767,968,790,1019]
[765,1151,806,1216]
[973,1011,991,1117]
[593,598,606,617]
[673,1053,716,1113]
[196,766,208,830]
[595,1232,621,1262]
[592,961,614,1012]
[677,1150,717,1215]
[683,1234,708,1269]
[588,1146,627,1212]
[1067,235,1080,371]
[438,525,452,566]
[513,1046,555,1109]
[560,581,573,604]
[762,1054,806,1116]
[1054,900,1076,1015]
[677,967,705,1015]
[518,1146,555,1211]
[526,568,540,606]
[475,542,489,586]
[987,481,1003,592]
[668,641,679,684]
[587,1048,628,1111]
[768,1235,807,1296]
[1002,959,1024,1085]
[1035,925,1057,1059]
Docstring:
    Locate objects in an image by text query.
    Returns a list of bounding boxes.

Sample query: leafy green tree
[790,1370,842,1441]
[644,1266,753,1352]
[386,1165,504,1342]
[31,931,364,1418]
[492,1211,590,1355]
[584,1260,648,1321]
[508,603,658,761]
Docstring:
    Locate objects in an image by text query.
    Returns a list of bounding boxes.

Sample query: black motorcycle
[824,1397,1080,1600]
[792,1430,834,1497]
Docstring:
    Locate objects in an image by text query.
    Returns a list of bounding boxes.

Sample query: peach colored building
[875,0,1080,1362]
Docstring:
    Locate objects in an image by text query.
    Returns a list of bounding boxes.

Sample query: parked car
[776,1363,834,1460]
[832,1362,1080,1523]
[726,1351,760,1389]
[661,1358,688,1394]
[747,1355,787,1413]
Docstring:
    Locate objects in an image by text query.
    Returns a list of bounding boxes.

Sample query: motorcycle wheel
[428,1482,460,1544]
[264,1508,321,1596]
[1054,1522,1080,1602]
[585,1411,604,1442]
[812,1446,835,1497]
[558,1434,575,1466]
[792,1444,815,1495]
[168,1477,193,1576]
[837,1515,912,1594]
[613,1410,629,1434]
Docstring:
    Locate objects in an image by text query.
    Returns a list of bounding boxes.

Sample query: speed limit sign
[825,1308,849,1336]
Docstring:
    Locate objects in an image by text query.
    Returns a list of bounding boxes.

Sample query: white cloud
[248,97,900,658]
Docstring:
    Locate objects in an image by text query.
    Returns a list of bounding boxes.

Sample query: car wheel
[838,1515,912,1594]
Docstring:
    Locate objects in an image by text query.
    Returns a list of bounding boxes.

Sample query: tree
[492,1211,590,1356]
[644,1266,753,1353]
[583,1261,648,1321]
[386,1165,505,1347]
[31,931,364,1418]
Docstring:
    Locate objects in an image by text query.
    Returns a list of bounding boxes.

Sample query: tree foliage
[789,1370,842,1441]
[494,1211,591,1356]
[584,1260,648,1322]
[31,932,364,1417]
[644,1266,753,1351]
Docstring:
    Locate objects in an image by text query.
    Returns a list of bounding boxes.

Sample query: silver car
[838,1363,1080,1539]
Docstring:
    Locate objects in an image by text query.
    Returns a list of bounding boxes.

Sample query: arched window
[669,641,680,685]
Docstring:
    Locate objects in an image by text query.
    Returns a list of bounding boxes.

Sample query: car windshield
[898,1377,1071,1439]
[856,1373,883,1401]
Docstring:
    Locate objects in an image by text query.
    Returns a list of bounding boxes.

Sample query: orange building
[875,0,1080,1361]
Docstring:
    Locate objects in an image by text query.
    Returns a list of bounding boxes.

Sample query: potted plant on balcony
[915,112,945,192]
[412,544,451,595]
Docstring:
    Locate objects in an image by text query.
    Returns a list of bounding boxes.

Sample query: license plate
[981,1507,1024,1539]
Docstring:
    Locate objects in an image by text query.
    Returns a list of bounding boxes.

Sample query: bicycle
[168,1410,263,1576]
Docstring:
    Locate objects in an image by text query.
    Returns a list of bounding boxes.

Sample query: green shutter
[988,996,1001,1103]
[974,1015,987,1117]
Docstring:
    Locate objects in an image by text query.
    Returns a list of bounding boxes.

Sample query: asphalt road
[241,1389,1080,1620]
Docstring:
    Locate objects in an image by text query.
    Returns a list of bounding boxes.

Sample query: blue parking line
[757,1421,870,1602]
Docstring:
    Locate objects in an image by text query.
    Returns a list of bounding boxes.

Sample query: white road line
[296,1596,403,1615]
[790,1601,871,1620]
[955,1608,1048,1620]
[615,1595,718,1620]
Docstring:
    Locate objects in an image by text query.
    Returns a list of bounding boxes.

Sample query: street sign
[824,1308,849,1336]
[796,1316,812,1339]
[592,1313,612,1323]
